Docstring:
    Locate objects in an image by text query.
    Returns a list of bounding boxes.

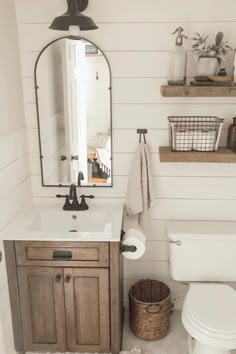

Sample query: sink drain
[69,230,78,232]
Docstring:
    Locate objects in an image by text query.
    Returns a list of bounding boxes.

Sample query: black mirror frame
[34,36,113,188]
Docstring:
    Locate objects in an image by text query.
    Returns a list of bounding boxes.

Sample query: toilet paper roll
[121,228,146,260]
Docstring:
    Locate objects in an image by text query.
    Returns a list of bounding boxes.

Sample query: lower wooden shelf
[159,147,236,163]
[161,85,236,97]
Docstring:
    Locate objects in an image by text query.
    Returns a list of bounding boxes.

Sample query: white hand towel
[127,142,155,228]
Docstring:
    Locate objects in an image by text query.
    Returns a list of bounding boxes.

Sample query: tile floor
[25,309,236,354]
[27,311,188,354]
[123,309,236,354]
[123,310,188,354]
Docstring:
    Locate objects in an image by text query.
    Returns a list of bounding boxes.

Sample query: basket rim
[168,115,224,123]
[129,281,171,306]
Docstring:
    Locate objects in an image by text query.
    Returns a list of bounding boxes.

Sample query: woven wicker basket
[129,279,172,340]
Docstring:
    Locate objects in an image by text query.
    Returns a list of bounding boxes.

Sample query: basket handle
[146,304,162,314]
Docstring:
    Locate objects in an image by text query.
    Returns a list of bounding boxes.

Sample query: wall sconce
[49,0,98,31]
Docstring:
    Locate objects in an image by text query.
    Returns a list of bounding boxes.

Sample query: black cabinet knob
[61,155,67,161]
[65,275,71,283]
[55,274,62,283]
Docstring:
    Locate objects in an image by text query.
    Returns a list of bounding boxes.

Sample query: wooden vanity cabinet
[4,241,123,354]
[65,268,110,353]
[17,266,67,352]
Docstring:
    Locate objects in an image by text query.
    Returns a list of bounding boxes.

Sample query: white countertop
[0,200,124,242]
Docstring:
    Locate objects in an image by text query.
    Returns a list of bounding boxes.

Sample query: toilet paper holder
[120,230,137,253]
[120,244,137,253]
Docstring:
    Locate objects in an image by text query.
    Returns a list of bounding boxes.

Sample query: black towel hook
[137,129,147,144]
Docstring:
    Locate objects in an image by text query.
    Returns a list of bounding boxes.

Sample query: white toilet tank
[167,221,236,282]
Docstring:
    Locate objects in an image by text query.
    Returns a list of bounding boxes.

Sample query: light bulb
[69,25,80,36]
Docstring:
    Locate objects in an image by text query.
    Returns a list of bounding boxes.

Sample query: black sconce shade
[49,0,98,31]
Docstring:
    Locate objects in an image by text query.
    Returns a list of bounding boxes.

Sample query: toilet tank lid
[167,221,236,241]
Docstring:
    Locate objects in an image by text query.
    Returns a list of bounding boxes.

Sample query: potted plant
[191,32,231,77]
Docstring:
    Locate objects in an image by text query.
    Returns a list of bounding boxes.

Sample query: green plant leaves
[190,31,231,61]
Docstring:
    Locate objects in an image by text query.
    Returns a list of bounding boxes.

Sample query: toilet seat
[182,284,236,350]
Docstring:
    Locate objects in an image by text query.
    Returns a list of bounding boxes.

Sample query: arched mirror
[35,36,112,187]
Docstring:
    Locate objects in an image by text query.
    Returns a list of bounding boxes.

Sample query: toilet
[167,221,236,354]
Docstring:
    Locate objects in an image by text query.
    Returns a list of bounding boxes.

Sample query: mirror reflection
[35,37,112,187]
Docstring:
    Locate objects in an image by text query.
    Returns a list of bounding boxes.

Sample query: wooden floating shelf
[161,85,236,97]
[159,147,236,163]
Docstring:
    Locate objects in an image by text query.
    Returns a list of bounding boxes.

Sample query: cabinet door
[64,268,110,353]
[17,267,66,352]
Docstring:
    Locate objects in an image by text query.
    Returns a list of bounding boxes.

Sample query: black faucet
[56,180,95,211]
[69,183,80,209]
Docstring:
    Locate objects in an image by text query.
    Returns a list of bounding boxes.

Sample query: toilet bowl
[167,221,236,354]
[182,283,236,354]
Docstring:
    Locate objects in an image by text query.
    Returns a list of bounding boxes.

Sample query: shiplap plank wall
[0,129,31,353]
[0,1,32,349]
[0,129,31,240]
[15,0,236,307]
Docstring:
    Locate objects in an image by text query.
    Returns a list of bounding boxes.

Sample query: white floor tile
[17,309,236,354]
[123,310,188,354]
[123,309,236,354]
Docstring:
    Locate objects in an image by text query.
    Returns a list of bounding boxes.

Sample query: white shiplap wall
[15,0,236,308]
[0,129,31,353]
[0,0,32,351]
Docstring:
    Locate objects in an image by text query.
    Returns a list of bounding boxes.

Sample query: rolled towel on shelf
[121,227,146,260]
[175,130,193,151]
[193,130,217,151]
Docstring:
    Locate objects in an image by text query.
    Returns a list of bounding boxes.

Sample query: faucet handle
[56,195,71,210]
[79,195,95,210]
[56,194,69,198]
[80,195,95,199]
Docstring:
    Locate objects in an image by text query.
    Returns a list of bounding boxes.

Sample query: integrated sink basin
[28,211,107,233]
[0,201,124,242]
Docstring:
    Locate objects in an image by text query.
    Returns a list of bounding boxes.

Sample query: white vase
[196,57,218,77]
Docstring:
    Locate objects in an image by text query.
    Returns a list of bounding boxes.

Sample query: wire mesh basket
[168,116,224,152]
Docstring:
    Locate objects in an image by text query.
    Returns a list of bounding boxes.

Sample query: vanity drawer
[14,241,109,267]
